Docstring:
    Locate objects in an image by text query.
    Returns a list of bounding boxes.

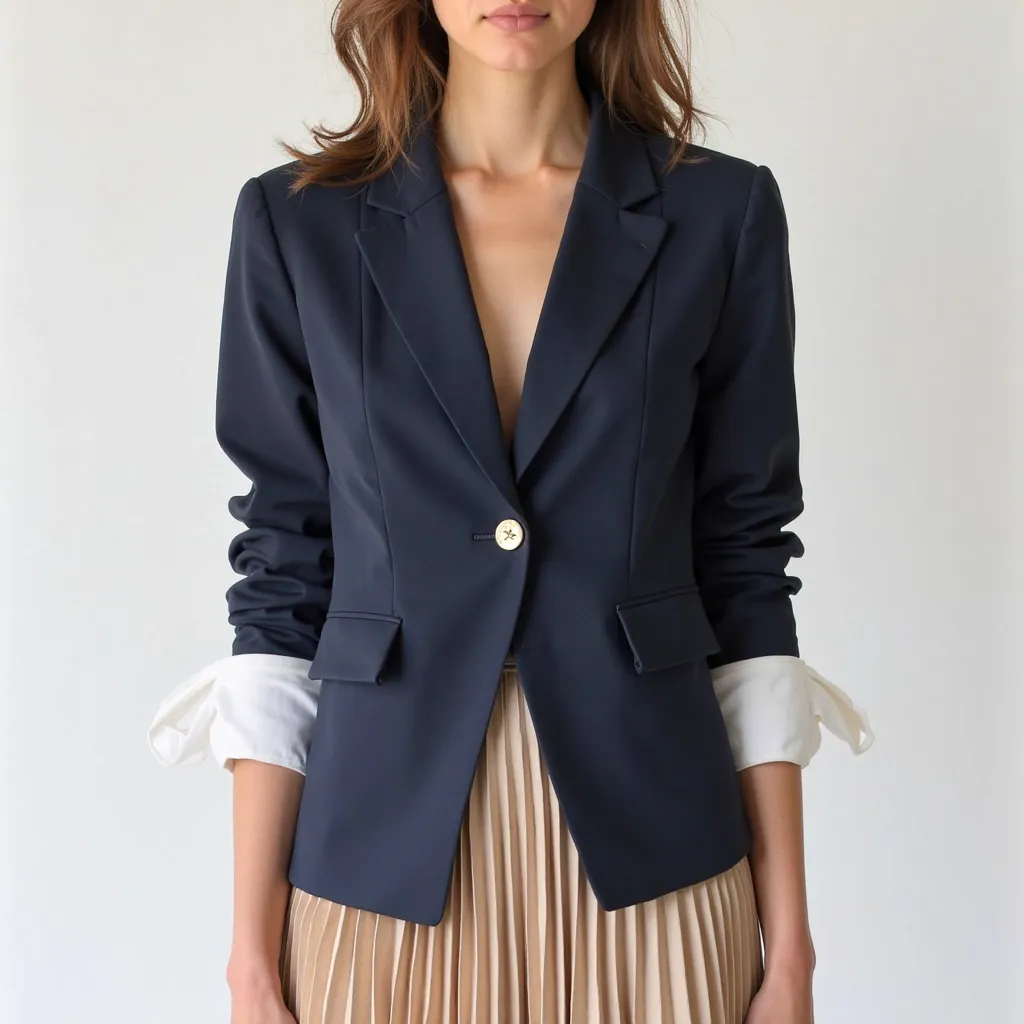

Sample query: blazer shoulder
[242,157,369,229]
[645,134,769,217]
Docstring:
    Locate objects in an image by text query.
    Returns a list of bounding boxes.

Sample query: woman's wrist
[228,895,288,992]
[763,931,816,979]
[226,946,283,995]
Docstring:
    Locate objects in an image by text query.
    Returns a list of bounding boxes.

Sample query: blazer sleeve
[693,166,872,768]
[147,176,330,774]
[215,176,334,660]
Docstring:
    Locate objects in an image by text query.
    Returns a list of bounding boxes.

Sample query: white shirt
[147,652,872,774]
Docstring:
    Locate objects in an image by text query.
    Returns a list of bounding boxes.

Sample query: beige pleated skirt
[280,660,763,1023]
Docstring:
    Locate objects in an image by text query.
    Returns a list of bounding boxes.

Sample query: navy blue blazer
[217,77,804,926]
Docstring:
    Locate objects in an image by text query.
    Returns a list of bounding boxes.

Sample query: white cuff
[710,655,874,770]
[147,653,320,774]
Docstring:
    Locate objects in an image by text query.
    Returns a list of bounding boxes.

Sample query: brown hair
[279,0,708,193]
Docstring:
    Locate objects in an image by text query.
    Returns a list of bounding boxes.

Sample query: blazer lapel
[511,80,668,483]
[355,120,520,510]
[355,75,668,500]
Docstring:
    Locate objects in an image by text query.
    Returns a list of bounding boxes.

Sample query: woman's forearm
[737,761,816,975]
[226,759,305,995]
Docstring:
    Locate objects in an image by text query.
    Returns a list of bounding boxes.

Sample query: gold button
[495,518,524,551]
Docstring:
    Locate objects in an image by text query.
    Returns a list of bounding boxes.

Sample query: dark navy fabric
[215,75,805,926]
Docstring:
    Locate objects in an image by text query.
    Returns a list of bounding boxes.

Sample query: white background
[2,1,1021,1020]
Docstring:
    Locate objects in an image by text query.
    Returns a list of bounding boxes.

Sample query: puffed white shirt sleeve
[147,653,319,774]
[711,653,873,770]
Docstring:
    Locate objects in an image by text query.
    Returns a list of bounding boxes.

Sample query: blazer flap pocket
[309,611,402,684]
[615,586,721,674]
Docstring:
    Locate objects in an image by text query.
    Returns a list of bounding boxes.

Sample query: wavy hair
[280,0,708,192]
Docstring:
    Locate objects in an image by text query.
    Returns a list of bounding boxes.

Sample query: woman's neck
[436,53,589,180]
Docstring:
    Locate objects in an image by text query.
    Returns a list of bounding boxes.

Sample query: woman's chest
[445,170,577,447]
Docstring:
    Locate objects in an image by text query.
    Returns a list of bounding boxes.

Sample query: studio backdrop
[1,1,1021,1021]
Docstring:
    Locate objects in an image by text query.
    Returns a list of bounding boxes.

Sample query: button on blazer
[217,76,804,926]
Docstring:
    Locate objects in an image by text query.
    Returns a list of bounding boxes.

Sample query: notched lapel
[510,190,667,483]
[354,75,669,498]
[355,199,519,510]
[510,81,669,483]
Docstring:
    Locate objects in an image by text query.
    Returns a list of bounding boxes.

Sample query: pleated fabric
[280,661,763,1024]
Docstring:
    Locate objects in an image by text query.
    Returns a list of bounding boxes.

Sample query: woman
[149,1,873,1021]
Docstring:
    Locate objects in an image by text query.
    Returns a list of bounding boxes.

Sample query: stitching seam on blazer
[357,191,397,616]
[626,188,663,595]
[701,163,762,360]
[251,176,326,466]
[253,176,299,302]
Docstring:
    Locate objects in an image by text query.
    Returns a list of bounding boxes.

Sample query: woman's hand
[745,960,815,1023]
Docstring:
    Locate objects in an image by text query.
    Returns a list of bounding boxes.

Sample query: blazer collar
[365,75,663,216]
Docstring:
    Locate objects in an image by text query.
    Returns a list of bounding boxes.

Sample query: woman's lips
[484,5,549,32]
